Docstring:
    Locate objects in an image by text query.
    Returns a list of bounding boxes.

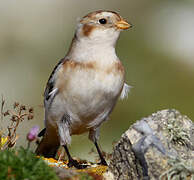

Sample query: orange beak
[116,19,132,30]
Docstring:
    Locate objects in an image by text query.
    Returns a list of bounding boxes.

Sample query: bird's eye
[99,18,107,24]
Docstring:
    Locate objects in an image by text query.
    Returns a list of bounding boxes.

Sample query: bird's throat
[66,36,118,66]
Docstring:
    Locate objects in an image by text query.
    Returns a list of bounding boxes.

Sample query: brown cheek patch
[82,24,95,37]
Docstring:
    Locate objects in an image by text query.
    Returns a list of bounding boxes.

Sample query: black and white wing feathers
[44,58,67,106]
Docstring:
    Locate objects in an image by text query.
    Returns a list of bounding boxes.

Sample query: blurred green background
[0,0,194,160]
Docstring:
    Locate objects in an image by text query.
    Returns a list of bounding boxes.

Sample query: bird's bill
[116,20,132,30]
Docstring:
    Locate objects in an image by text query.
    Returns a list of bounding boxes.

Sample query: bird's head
[75,10,132,46]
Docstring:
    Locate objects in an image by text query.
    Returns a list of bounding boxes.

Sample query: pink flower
[27,126,39,142]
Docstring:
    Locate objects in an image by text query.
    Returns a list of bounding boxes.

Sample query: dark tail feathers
[35,129,60,158]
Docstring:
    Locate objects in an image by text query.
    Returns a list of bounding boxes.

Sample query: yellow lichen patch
[39,157,108,176]
[76,165,108,176]
[40,157,68,168]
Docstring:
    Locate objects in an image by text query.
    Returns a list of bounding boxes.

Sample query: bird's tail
[35,129,60,158]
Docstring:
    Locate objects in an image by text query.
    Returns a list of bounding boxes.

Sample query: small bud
[13,102,19,109]
[29,107,34,113]
[20,105,26,111]
[27,126,39,142]
[3,111,10,116]
[27,114,34,120]
[11,115,17,121]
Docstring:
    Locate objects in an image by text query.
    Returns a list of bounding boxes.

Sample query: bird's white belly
[54,68,124,133]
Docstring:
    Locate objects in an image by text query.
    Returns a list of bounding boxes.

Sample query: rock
[45,109,194,179]
[108,109,194,180]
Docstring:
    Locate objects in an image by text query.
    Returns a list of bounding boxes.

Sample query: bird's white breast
[53,60,124,133]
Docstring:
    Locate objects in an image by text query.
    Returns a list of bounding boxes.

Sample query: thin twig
[1,95,5,122]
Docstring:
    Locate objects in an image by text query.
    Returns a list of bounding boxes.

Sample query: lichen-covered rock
[108,134,143,180]
[109,109,194,180]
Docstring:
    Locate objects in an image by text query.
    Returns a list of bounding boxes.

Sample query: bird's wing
[44,58,68,106]
[120,83,132,99]
[38,59,68,143]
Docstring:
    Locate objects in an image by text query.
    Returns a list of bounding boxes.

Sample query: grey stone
[109,109,194,180]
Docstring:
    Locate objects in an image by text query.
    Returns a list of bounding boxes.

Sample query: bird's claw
[67,159,88,169]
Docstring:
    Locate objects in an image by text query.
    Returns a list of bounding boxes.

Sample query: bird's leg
[58,116,86,169]
[59,116,87,169]
[94,141,108,166]
[89,128,108,166]
[63,145,88,169]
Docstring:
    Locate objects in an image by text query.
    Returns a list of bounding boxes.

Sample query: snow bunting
[36,10,132,169]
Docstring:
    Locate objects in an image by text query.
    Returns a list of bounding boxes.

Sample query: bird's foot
[68,158,88,169]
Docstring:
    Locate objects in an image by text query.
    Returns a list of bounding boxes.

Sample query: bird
[35,10,132,169]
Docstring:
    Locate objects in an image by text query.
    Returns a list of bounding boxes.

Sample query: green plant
[0,147,59,180]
